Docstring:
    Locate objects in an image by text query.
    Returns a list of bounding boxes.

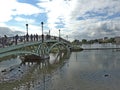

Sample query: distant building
[104,37,108,40]
[115,37,120,44]
[103,37,109,43]
[98,38,103,43]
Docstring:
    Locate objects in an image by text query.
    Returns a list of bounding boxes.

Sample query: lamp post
[49,30,50,36]
[59,29,60,41]
[49,30,51,40]
[26,24,28,34]
[26,24,29,41]
[66,35,68,41]
[41,22,44,42]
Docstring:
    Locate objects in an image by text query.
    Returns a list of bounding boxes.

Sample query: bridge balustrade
[0,36,72,58]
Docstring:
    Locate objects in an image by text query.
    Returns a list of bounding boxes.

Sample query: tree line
[72,37,116,45]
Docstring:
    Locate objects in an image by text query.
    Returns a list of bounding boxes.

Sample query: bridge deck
[0,40,59,54]
[0,39,71,58]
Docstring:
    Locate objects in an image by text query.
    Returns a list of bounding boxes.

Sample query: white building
[115,37,120,44]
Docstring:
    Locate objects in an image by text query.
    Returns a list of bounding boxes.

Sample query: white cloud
[37,0,78,36]
[0,0,41,23]
[14,17,26,22]
[0,0,15,22]
[64,0,120,40]
[13,3,41,15]
[14,17,35,24]
[0,0,42,36]
[27,24,41,35]
[70,19,120,40]
[0,0,120,41]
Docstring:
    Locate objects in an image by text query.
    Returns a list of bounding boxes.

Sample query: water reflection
[0,56,21,72]
[47,50,120,90]
[0,52,70,90]
[1,50,120,90]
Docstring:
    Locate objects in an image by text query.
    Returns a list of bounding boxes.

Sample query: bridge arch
[37,43,49,56]
[48,41,70,53]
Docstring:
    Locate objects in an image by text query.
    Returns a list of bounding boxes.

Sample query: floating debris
[1,69,7,72]
[104,74,110,77]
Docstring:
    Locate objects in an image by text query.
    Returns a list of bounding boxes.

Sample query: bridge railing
[0,35,71,49]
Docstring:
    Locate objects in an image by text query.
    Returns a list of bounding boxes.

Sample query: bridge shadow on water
[0,51,71,90]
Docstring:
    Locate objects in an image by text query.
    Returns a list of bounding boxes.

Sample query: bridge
[0,36,72,59]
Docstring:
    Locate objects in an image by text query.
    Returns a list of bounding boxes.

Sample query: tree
[108,38,115,43]
[72,39,80,45]
[82,39,87,44]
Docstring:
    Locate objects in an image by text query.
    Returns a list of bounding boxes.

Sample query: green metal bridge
[0,38,72,58]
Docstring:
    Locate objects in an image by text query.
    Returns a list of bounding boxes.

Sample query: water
[82,43,120,49]
[0,49,120,90]
[0,56,21,72]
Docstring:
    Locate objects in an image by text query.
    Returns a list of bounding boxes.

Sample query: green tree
[108,38,115,43]
[82,39,87,44]
[72,39,80,45]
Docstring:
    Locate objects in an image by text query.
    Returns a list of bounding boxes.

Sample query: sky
[0,0,120,41]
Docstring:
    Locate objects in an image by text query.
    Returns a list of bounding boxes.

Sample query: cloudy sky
[0,0,120,41]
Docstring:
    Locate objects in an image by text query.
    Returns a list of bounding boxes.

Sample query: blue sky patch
[17,0,38,6]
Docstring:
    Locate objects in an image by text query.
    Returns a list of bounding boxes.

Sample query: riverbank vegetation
[72,37,116,45]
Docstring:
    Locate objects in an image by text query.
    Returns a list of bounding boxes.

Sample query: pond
[0,49,120,90]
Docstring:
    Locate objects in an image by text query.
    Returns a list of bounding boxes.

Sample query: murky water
[82,43,120,49]
[0,50,120,90]
[0,56,21,72]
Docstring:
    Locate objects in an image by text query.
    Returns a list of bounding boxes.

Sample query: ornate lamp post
[49,30,51,40]
[26,24,28,34]
[41,22,44,42]
[49,30,50,36]
[26,24,29,41]
[59,29,60,41]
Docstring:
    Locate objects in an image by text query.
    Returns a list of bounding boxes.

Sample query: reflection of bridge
[0,51,70,85]
[0,37,72,58]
